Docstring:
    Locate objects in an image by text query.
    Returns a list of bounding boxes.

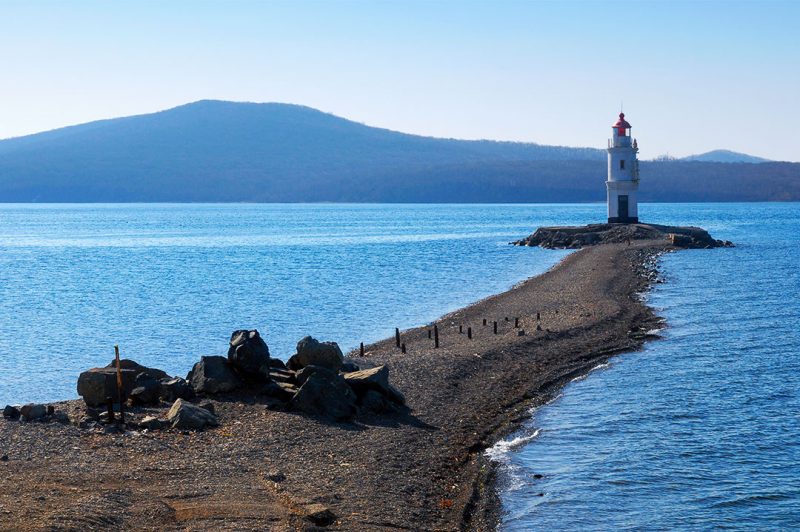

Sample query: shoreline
[1,240,669,530]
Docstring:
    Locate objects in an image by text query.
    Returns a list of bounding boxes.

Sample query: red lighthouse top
[613,112,631,136]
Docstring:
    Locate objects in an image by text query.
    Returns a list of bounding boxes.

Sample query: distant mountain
[681,149,771,163]
[0,100,797,202]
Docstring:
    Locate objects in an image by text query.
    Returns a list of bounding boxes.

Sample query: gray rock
[289,336,344,372]
[128,373,161,405]
[105,359,169,381]
[53,412,71,424]
[3,405,20,420]
[384,384,406,406]
[166,399,219,430]
[77,367,138,407]
[303,504,337,526]
[268,358,287,370]
[260,381,298,401]
[197,401,215,415]
[343,365,389,394]
[20,403,47,421]
[295,365,323,386]
[290,367,357,421]
[266,470,286,482]
[227,329,271,381]
[139,415,167,430]
[269,368,296,385]
[340,361,360,373]
[159,377,193,402]
[343,365,405,405]
[186,356,243,395]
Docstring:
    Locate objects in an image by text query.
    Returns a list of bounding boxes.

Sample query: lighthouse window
[620,160,625,170]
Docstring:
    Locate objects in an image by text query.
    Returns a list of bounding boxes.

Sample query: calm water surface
[0,203,577,404]
[492,203,800,530]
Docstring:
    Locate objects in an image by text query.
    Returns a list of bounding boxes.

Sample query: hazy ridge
[0,100,796,202]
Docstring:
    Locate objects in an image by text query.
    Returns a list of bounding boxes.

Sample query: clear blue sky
[1,0,798,161]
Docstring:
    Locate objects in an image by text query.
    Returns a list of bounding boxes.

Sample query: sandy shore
[0,240,668,530]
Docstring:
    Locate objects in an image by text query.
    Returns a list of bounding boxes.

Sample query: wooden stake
[360,342,364,356]
[467,327,472,339]
[493,321,498,334]
[434,325,439,348]
[459,325,463,334]
[483,319,487,326]
[401,343,406,354]
[395,328,401,348]
[114,344,125,425]
[514,317,519,328]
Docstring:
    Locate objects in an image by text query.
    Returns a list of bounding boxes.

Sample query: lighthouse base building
[606,113,640,223]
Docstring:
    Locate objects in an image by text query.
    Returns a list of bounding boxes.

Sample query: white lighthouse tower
[606,112,640,223]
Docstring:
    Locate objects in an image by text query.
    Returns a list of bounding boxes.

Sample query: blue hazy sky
[0,0,798,161]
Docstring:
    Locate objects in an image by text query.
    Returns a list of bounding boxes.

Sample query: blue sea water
[492,203,800,530]
[1,203,797,529]
[0,203,576,405]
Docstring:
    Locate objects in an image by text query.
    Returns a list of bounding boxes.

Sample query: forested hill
[0,100,797,202]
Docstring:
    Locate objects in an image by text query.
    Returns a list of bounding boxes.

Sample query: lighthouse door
[618,195,629,221]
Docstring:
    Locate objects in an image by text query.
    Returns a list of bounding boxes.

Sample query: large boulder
[343,365,405,405]
[187,356,243,395]
[77,367,138,407]
[105,359,169,381]
[289,366,357,421]
[227,329,271,381]
[165,398,219,430]
[288,336,343,372]
[159,377,193,402]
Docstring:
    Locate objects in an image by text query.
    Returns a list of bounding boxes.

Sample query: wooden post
[514,317,519,328]
[360,342,364,356]
[434,325,439,348]
[483,318,487,326]
[114,344,125,425]
[459,325,463,334]
[401,343,406,354]
[395,328,401,348]
[505,317,509,321]
[428,329,432,339]
[467,327,472,339]
[536,312,540,321]
[493,321,498,334]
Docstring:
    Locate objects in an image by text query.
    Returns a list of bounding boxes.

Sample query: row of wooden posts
[356,311,544,356]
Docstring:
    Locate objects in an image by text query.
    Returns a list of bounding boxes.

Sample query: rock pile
[77,360,193,407]
[513,223,733,249]
[3,403,70,424]
[65,330,405,432]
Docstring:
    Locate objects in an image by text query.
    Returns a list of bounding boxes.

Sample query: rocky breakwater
[2,329,408,435]
[513,222,733,249]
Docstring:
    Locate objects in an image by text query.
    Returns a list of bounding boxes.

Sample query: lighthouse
[606,112,640,223]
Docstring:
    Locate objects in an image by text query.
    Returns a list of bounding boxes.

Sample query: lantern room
[611,113,632,148]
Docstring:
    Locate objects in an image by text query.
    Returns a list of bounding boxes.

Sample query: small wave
[485,429,542,462]
[571,362,611,382]
[710,492,794,509]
